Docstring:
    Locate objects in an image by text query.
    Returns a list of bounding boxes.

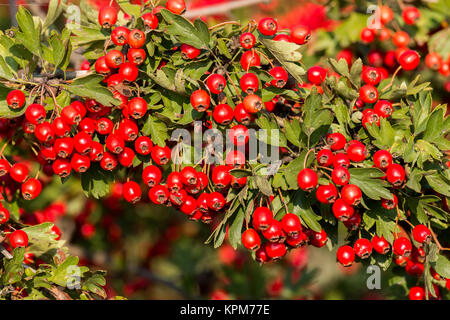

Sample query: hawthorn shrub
[0,0,449,300]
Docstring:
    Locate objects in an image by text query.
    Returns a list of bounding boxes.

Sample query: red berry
[327,132,346,150]
[337,245,355,267]
[118,147,135,167]
[166,0,186,14]
[252,207,273,231]
[240,73,259,94]
[123,181,142,203]
[297,168,318,191]
[307,229,328,248]
[234,103,252,124]
[180,166,198,186]
[258,17,277,36]
[212,104,234,125]
[281,213,302,237]
[118,119,139,142]
[374,100,393,118]
[315,183,338,204]
[169,189,187,206]
[425,52,442,70]
[71,153,91,173]
[240,50,261,70]
[21,178,41,200]
[98,6,117,28]
[207,74,226,94]
[402,7,420,25]
[412,224,431,244]
[151,145,171,165]
[6,90,26,109]
[241,228,261,251]
[135,136,153,155]
[190,89,210,112]
[372,235,390,254]
[119,62,139,82]
[148,185,169,204]
[317,149,334,167]
[53,158,72,177]
[269,66,288,88]
[111,26,130,46]
[243,94,263,114]
[34,122,54,143]
[0,206,10,224]
[290,26,311,44]
[95,56,111,75]
[180,195,197,216]
[208,192,225,211]
[141,12,158,30]
[386,164,405,187]
[0,159,10,177]
[398,50,420,71]
[54,137,74,158]
[9,230,29,248]
[332,198,354,221]
[341,184,362,206]
[333,153,350,168]
[25,104,46,125]
[346,142,367,162]
[343,212,361,230]
[105,49,124,69]
[354,238,372,259]
[409,286,425,300]
[100,152,118,171]
[359,84,378,104]
[10,163,29,183]
[227,126,248,150]
[73,131,93,155]
[181,44,201,60]
[331,166,350,186]
[96,117,113,135]
[392,31,410,47]
[239,32,256,49]
[51,225,62,240]
[128,29,146,48]
[142,165,162,187]
[127,48,146,65]
[307,66,326,85]
[393,237,412,256]
[265,242,286,260]
[362,67,381,85]
[62,105,82,126]
[360,27,375,43]
[211,165,231,189]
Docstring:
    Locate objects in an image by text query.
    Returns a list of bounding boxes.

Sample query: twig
[381,66,402,92]
[428,223,450,252]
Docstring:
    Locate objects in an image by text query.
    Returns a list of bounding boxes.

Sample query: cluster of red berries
[358,5,448,87]
[0,158,42,201]
[241,207,327,262]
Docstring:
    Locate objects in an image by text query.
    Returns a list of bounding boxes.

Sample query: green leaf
[142,115,170,147]
[48,256,81,286]
[283,118,302,147]
[349,168,392,200]
[160,9,210,49]
[15,6,41,56]
[228,207,245,249]
[23,222,64,257]
[292,190,322,232]
[259,38,305,83]
[1,247,25,285]
[425,172,450,197]
[81,167,114,199]
[68,74,121,106]
[117,0,141,17]
[43,0,65,30]
[430,254,450,279]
